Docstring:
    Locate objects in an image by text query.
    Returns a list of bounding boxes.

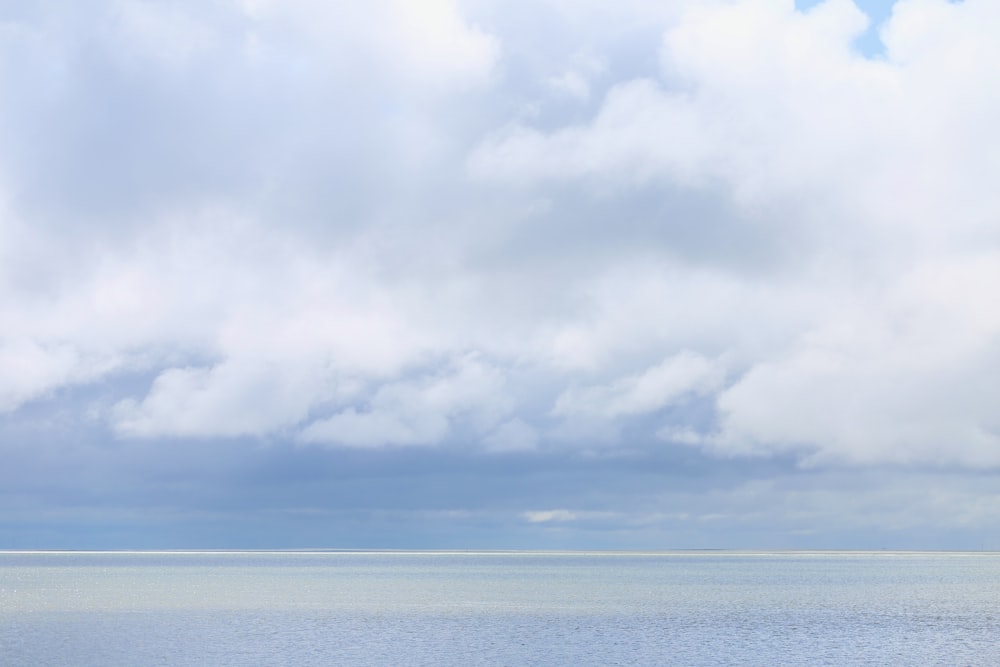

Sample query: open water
[1,550,999,665]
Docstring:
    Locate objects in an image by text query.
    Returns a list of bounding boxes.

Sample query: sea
[1,550,999,666]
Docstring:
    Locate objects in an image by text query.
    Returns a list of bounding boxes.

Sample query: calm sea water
[1,551,999,666]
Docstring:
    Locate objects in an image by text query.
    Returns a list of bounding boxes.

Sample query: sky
[1,0,999,550]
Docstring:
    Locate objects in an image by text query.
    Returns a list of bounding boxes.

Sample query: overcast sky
[1,0,998,550]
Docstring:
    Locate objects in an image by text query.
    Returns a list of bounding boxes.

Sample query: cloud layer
[1,0,999,547]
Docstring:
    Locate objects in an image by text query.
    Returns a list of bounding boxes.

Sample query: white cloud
[708,253,1000,466]
[299,355,512,447]
[544,51,605,101]
[0,339,119,413]
[1,0,999,473]
[229,0,499,90]
[469,78,712,189]
[381,0,499,88]
[523,509,614,523]
[467,0,1000,467]
[108,0,216,70]
[546,70,591,100]
[523,509,577,523]
[112,358,332,438]
[553,350,724,419]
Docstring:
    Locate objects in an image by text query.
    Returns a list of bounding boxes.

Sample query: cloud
[0,339,119,413]
[1,0,999,481]
[469,78,712,189]
[221,0,499,94]
[379,0,499,88]
[112,358,331,438]
[708,253,1000,466]
[466,0,1000,468]
[523,509,615,524]
[107,0,217,70]
[553,350,724,421]
[299,355,512,447]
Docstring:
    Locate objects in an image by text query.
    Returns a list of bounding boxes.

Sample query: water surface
[2,551,999,665]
